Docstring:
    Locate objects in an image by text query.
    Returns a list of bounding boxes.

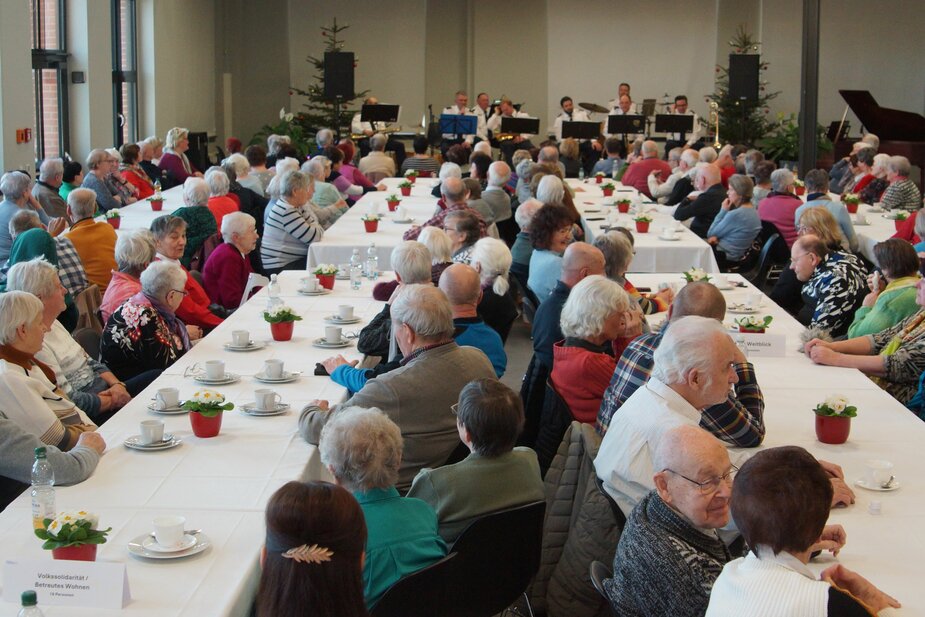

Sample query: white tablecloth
[95,186,187,233]
[854,203,905,265]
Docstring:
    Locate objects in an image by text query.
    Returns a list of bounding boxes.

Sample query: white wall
[0,0,36,172]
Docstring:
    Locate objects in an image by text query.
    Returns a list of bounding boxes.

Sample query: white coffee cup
[338,263,350,275]
[338,304,354,320]
[370,203,380,217]
[140,419,165,445]
[155,387,180,410]
[745,291,762,309]
[856,213,868,224]
[602,197,615,207]
[204,360,225,380]
[231,330,250,347]
[153,515,186,548]
[396,205,408,220]
[255,388,282,411]
[301,277,320,292]
[660,228,676,239]
[263,359,284,379]
[325,326,343,344]
[713,274,729,287]
[865,459,894,487]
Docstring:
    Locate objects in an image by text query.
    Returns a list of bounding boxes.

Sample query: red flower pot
[845,202,858,214]
[617,202,631,213]
[52,544,98,562]
[795,186,805,196]
[894,219,905,231]
[190,410,223,438]
[635,221,650,233]
[107,217,121,229]
[418,171,433,178]
[150,199,164,211]
[406,175,417,184]
[364,220,379,233]
[387,200,400,212]
[738,327,765,334]
[270,320,295,341]
[602,188,614,197]
[815,414,851,445]
[400,186,412,197]
[316,274,335,290]
[595,176,603,184]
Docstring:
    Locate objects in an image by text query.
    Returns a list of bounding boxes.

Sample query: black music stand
[607,115,645,140]
[361,104,400,128]
[562,121,601,140]
[440,114,478,138]
[655,114,695,140]
[501,117,540,135]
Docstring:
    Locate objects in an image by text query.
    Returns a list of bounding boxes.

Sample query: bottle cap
[868,500,882,515]
[21,590,37,606]
[34,447,46,459]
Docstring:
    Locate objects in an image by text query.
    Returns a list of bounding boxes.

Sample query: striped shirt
[260,198,324,269]
[880,178,922,211]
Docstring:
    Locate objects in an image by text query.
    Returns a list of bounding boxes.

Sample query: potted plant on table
[36,511,111,562]
[735,315,773,334]
[147,189,165,211]
[105,209,121,229]
[633,213,652,233]
[842,192,860,214]
[891,211,908,231]
[616,198,632,214]
[814,394,857,444]
[404,169,419,184]
[361,213,380,233]
[594,171,605,184]
[385,194,401,211]
[682,267,711,283]
[601,182,615,197]
[399,180,413,196]
[182,389,235,438]
[263,304,303,341]
[312,264,338,290]
[793,178,805,196]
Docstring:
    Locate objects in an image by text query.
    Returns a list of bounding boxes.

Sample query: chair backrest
[535,379,575,475]
[749,233,786,290]
[240,272,270,307]
[366,171,389,184]
[188,232,224,274]
[73,284,103,334]
[71,327,101,361]
[447,501,546,617]
[370,553,458,617]
[517,354,549,449]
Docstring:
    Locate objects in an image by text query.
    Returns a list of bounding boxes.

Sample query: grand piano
[835,90,925,187]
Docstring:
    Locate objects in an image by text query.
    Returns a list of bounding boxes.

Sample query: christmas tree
[291,19,369,141]
[704,25,779,147]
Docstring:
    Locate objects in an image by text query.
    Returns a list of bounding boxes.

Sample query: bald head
[669,281,726,322]
[487,161,511,187]
[560,242,605,287]
[698,163,721,188]
[538,146,559,164]
[654,425,729,476]
[441,176,468,203]
[641,140,658,158]
[439,263,482,313]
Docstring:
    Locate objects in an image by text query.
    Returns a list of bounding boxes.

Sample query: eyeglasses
[443,227,461,232]
[790,252,810,265]
[171,289,189,297]
[663,465,738,495]
[450,403,459,415]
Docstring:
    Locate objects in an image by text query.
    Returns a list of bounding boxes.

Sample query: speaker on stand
[727,54,760,143]
[324,52,355,139]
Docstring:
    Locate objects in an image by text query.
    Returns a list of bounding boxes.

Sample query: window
[112,0,138,146]
[31,0,69,163]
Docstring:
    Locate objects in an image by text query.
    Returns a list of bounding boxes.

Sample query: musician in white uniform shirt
[606,94,644,143]
[606,83,638,114]
[350,96,405,165]
[441,90,481,156]
[473,92,491,142]
[486,97,536,164]
[664,95,702,153]
[554,96,603,174]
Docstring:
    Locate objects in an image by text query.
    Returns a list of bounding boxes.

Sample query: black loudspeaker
[187,131,210,172]
[728,54,760,102]
[324,52,355,99]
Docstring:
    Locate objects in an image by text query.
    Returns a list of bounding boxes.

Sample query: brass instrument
[709,101,721,149]
[495,133,518,142]
[350,126,401,141]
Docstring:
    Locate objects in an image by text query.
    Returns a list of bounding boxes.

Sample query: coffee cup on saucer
[204,360,225,381]
[745,291,762,309]
[865,460,894,487]
[154,515,186,548]
[338,305,354,320]
[255,389,282,411]
[325,326,343,344]
[659,228,677,240]
[713,274,729,288]
[856,213,868,224]
[231,330,250,347]
[155,387,180,410]
[396,205,408,220]
[263,359,284,379]
[140,419,165,445]
[301,277,320,292]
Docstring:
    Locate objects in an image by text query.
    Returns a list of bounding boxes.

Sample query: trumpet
[494,133,518,142]
[349,126,401,141]
[709,101,721,149]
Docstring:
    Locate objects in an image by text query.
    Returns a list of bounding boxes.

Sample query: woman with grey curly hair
[318,406,446,608]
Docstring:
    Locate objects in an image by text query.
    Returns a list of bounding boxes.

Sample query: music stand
[562,121,601,140]
[501,117,540,135]
[655,114,695,136]
[607,115,645,137]
[361,104,400,126]
[440,114,478,137]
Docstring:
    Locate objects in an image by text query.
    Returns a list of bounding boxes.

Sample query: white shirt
[648,166,684,203]
[486,110,536,140]
[553,108,592,141]
[472,106,490,141]
[666,110,701,146]
[350,111,392,136]
[441,105,478,143]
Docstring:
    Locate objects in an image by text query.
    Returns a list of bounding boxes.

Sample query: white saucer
[853,220,870,226]
[312,337,353,349]
[297,288,331,296]
[146,402,188,415]
[128,532,210,560]
[324,315,362,324]
[222,340,266,352]
[335,274,351,280]
[124,434,181,451]
[241,402,291,416]
[855,478,900,492]
[193,373,240,385]
[658,235,681,241]
[727,304,760,314]
[392,217,415,224]
[142,534,198,553]
[254,371,301,384]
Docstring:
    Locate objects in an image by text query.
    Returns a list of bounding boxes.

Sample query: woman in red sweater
[550,275,638,424]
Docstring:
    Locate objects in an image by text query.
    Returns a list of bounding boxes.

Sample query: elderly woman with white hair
[470,237,518,342]
[8,258,157,422]
[265,134,291,167]
[158,127,203,185]
[101,229,156,323]
[0,290,96,450]
[510,198,543,287]
[429,161,463,199]
[301,158,349,228]
[221,156,269,237]
[171,177,218,268]
[0,172,51,263]
[881,155,922,212]
[204,166,239,228]
[550,275,637,424]
[202,212,259,309]
[593,230,673,314]
[104,148,139,204]
[756,167,802,247]
[138,136,164,185]
[224,152,261,197]
[319,406,446,608]
[260,170,324,275]
[859,152,890,206]
[79,149,122,212]
[100,260,193,380]
[418,226,454,285]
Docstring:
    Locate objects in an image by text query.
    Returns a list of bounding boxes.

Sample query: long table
[94,185,187,232]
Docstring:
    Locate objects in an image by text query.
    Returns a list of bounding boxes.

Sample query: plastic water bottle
[365,243,379,281]
[267,274,282,308]
[18,591,44,617]
[578,166,585,181]
[31,448,55,531]
[349,248,363,290]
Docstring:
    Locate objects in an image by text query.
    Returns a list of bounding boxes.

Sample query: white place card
[4,559,130,609]
[736,332,786,357]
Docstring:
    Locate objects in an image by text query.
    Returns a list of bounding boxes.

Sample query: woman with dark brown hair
[257,481,369,617]
[527,203,575,300]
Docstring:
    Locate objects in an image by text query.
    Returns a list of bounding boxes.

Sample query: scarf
[166,149,193,175]
[0,343,58,385]
[130,291,192,351]
[879,309,925,357]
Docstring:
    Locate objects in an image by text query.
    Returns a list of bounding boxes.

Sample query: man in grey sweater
[0,411,105,509]
[300,284,496,491]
